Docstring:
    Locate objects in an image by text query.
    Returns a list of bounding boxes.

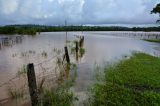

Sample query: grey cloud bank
[0,0,159,25]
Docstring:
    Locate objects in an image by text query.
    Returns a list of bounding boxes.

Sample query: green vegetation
[8,65,27,100]
[0,25,37,35]
[16,65,27,76]
[143,39,160,43]
[89,53,160,106]
[38,63,77,106]
[39,87,74,106]
[0,25,160,35]
[79,47,85,56]
[8,88,24,99]
[151,3,160,23]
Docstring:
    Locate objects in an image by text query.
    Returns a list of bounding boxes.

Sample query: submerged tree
[151,3,160,23]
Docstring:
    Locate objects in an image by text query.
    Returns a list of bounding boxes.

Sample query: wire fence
[0,47,67,105]
[108,32,160,39]
[0,35,85,106]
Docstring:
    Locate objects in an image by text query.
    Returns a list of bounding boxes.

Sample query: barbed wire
[0,52,65,88]
[0,75,19,88]
[0,53,64,88]
[0,36,78,104]
[34,53,64,67]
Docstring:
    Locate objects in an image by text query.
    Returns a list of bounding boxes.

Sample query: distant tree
[151,3,160,23]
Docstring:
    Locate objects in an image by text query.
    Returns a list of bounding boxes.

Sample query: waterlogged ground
[0,31,160,105]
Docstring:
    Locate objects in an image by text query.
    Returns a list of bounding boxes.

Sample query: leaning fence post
[64,46,70,64]
[27,63,38,106]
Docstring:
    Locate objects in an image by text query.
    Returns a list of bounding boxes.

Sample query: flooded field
[0,31,160,105]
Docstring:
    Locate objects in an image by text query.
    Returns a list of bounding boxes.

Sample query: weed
[41,51,48,57]
[79,47,85,56]
[17,65,27,76]
[8,88,24,99]
[39,87,74,106]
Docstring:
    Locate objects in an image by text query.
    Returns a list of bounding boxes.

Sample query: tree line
[0,25,160,35]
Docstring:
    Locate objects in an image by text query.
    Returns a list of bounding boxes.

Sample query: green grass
[8,88,24,99]
[79,47,85,56]
[39,87,74,106]
[143,39,160,43]
[38,63,77,106]
[38,73,76,106]
[90,53,160,106]
[16,65,27,76]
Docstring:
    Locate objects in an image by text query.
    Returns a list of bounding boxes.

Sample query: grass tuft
[143,39,160,43]
[8,88,24,99]
[39,86,74,106]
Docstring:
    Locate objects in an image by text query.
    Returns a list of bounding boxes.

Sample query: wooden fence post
[79,38,82,47]
[75,41,79,61]
[27,63,38,106]
[79,36,84,47]
[76,41,78,53]
[64,46,70,64]
[82,36,84,43]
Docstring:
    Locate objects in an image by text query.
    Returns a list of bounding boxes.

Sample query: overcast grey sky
[0,0,159,25]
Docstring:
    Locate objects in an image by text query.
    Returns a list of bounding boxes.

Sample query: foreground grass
[144,39,160,43]
[39,87,73,106]
[90,53,160,106]
[38,63,77,106]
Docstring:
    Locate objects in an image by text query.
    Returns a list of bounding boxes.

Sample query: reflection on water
[0,31,160,101]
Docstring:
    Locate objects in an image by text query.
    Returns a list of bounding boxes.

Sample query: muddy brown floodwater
[0,31,160,105]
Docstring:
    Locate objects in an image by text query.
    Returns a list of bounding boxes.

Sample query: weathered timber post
[79,36,84,47]
[79,37,82,47]
[27,63,38,106]
[64,46,70,64]
[82,36,84,43]
[76,41,78,53]
[75,41,79,61]
[82,36,84,46]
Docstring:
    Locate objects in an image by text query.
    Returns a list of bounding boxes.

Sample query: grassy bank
[144,39,160,43]
[90,53,160,106]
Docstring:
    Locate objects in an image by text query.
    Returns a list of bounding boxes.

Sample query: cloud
[0,0,159,25]
[82,0,159,24]
[0,0,19,14]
